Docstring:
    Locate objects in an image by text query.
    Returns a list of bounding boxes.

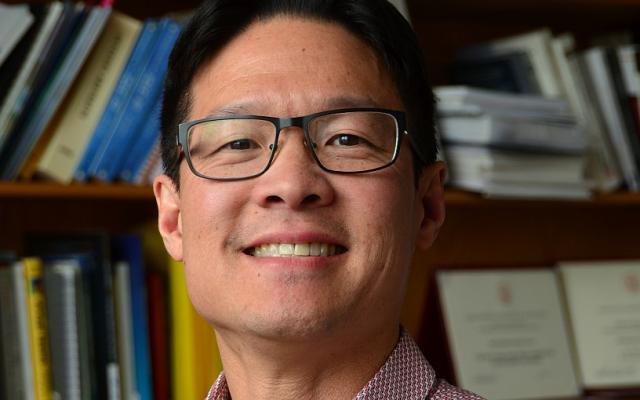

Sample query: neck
[215,325,400,400]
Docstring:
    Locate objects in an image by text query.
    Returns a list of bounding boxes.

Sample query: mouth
[243,242,348,257]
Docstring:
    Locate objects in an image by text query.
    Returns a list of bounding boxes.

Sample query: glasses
[177,107,407,181]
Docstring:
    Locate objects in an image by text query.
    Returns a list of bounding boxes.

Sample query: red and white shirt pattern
[205,329,485,399]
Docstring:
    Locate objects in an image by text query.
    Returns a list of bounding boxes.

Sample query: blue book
[110,234,153,400]
[118,95,161,182]
[91,19,181,182]
[74,19,159,182]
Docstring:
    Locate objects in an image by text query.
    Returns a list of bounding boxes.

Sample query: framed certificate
[559,260,640,390]
[437,269,580,400]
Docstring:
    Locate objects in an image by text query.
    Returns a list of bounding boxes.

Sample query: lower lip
[242,252,345,270]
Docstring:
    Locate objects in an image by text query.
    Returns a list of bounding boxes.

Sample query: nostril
[266,195,284,204]
[302,193,321,205]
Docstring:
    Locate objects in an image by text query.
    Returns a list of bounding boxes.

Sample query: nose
[250,127,335,210]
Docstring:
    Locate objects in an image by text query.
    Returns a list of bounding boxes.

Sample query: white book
[456,28,565,98]
[0,2,64,149]
[44,260,82,400]
[551,35,622,192]
[0,4,33,66]
[579,48,640,191]
[114,262,139,400]
[446,145,586,185]
[435,85,573,120]
[438,114,586,153]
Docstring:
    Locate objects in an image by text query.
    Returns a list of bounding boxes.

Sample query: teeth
[294,243,309,256]
[278,244,294,256]
[310,243,321,256]
[251,243,341,257]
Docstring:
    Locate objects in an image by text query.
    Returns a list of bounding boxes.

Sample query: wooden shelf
[2,182,640,206]
[0,182,154,200]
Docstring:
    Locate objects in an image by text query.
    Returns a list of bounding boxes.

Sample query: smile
[247,243,348,257]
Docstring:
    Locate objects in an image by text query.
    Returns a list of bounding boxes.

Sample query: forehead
[188,16,403,119]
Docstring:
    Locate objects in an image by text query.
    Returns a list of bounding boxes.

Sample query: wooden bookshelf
[2,0,640,397]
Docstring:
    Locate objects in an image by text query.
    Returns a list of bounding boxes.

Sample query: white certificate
[437,269,580,400]
[559,260,640,389]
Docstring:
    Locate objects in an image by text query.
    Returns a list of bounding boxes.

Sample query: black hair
[161,0,437,188]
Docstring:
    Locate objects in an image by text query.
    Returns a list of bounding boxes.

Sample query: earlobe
[153,174,184,261]
[415,161,446,251]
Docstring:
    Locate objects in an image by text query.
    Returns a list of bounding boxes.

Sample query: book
[438,113,586,153]
[32,11,142,183]
[169,258,223,400]
[435,85,574,120]
[27,233,120,400]
[146,270,170,400]
[91,19,181,182]
[0,4,111,181]
[579,47,640,191]
[551,34,622,191]
[112,234,153,400]
[119,95,162,182]
[0,259,35,400]
[445,144,589,199]
[0,3,64,151]
[74,19,160,182]
[0,4,45,110]
[0,1,79,154]
[113,261,137,400]
[23,257,54,400]
[43,257,86,400]
[451,51,541,94]
[456,28,564,98]
[0,3,34,67]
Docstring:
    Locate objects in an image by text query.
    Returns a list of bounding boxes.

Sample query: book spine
[93,20,180,182]
[146,271,169,400]
[35,12,142,183]
[23,257,53,400]
[74,19,158,182]
[114,261,138,400]
[119,95,161,182]
[0,263,35,400]
[44,261,82,400]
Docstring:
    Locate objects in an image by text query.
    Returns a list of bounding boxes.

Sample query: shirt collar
[206,328,436,400]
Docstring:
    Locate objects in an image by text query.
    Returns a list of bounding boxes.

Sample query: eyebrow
[206,95,383,117]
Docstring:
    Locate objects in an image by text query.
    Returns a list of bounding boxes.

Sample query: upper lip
[243,231,348,251]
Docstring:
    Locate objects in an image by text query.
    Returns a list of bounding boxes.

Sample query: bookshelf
[2,0,640,398]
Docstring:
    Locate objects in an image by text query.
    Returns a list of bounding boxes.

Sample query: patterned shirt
[205,329,485,399]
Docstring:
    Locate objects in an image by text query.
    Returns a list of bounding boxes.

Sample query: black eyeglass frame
[176,107,409,181]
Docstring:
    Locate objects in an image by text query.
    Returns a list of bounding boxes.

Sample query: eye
[225,138,256,150]
[330,134,364,146]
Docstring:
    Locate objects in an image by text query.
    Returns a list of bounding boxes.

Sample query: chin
[240,305,353,342]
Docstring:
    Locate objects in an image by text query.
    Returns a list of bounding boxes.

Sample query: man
[154,0,484,398]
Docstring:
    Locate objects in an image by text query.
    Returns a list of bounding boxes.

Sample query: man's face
[156,17,445,341]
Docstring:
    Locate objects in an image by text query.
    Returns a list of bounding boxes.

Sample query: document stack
[436,86,590,199]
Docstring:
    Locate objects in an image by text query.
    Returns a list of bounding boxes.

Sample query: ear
[415,161,446,251]
[153,174,184,261]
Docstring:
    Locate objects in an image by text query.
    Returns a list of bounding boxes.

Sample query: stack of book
[0,229,222,400]
[442,28,640,197]
[0,2,182,185]
[436,86,589,199]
